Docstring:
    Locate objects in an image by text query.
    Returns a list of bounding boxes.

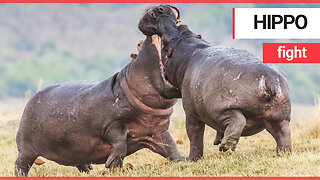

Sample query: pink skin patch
[130,40,144,60]
[137,40,144,52]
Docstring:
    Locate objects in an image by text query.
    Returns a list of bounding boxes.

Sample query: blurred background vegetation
[0,3,320,104]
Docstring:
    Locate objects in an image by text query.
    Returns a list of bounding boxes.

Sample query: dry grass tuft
[292,98,320,140]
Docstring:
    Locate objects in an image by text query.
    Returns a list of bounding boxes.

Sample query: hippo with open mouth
[138,5,291,161]
[15,35,185,176]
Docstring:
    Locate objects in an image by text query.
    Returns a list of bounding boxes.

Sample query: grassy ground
[0,99,319,176]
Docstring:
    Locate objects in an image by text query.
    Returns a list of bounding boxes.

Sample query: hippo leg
[186,113,205,161]
[15,150,37,176]
[76,164,93,173]
[213,131,224,145]
[151,130,186,161]
[104,123,127,170]
[218,110,246,152]
[263,119,291,153]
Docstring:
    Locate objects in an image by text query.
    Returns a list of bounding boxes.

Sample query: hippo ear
[130,53,137,59]
[168,5,180,22]
[137,40,144,51]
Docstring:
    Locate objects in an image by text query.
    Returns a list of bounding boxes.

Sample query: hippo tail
[258,75,284,103]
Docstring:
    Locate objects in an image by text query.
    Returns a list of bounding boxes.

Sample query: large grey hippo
[138,5,291,161]
[15,35,185,176]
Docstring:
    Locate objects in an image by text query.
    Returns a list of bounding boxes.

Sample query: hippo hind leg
[218,110,246,152]
[263,119,291,153]
[76,164,93,173]
[15,150,37,176]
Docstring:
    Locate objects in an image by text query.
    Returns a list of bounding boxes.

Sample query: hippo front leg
[186,113,205,161]
[213,131,224,145]
[218,110,246,152]
[104,122,127,170]
[263,119,291,153]
[152,131,186,161]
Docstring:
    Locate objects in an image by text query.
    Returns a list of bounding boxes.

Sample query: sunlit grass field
[0,98,319,176]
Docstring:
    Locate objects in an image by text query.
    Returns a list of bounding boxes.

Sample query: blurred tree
[0,4,319,104]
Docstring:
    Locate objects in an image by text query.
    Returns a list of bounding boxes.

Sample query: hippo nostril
[158,7,164,13]
[150,12,156,19]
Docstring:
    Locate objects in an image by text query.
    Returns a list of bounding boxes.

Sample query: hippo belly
[37,135,112,166]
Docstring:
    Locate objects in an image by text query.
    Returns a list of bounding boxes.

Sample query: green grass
[0,100,319,176]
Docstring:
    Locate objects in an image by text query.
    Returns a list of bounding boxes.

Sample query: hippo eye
[158,7,164,13]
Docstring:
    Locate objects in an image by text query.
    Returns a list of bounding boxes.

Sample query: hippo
[15,35,185,176]
[138,5,291,161]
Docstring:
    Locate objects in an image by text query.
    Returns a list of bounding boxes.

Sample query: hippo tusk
[168,5,181,24]
[168,5,180,20]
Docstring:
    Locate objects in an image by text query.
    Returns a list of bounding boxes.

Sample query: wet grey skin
[138,5,291,161]
[15,35,185,176]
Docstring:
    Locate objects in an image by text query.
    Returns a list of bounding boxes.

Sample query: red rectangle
[1,178,320,180]
[263,43,320,63]
[233,8,235,39]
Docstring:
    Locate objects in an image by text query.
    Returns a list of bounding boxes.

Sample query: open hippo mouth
[150,35,177,90]
[137,5,182,91]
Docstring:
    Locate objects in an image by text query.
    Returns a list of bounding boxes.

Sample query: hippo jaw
[125,34,181,109]
[150,35,179,93]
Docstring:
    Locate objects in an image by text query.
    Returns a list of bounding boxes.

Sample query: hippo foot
[171,155,187,162]
[213,139,222,145]
[277,146,292,155]
[76,164,93,173]
[175,156,187,162]
[186,156,202,162]
[213,132,223,145]
[105,154,123,170]
[219,139,238,152]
